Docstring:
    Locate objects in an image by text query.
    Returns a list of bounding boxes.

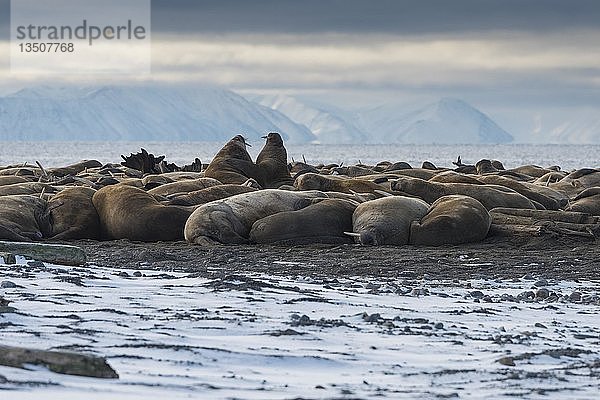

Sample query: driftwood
[489,223,597,239]
[490,207,599,224]
[0,241,86,266]
[0,345,118,378]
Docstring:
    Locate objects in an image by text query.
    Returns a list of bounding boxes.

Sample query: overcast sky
[0,0,599,138]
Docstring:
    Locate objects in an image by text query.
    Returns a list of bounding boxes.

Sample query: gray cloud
[2,0,599,38]
[150,0,600,35]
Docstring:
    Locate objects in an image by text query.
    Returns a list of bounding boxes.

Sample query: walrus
[477,174,565,210]
[43,187,101,240]
[429,171,483,185]
[410,195,491,246]
[0,195,49,241]
[249,199,357,245]
[507,165,554,179]
[141,175,175,190]
[346,195,430,245]
[391,177,536,210]
[475,159,498,174]
[255,132,294,188]
[550,169,600,198]
[93,185,193,241]
[0,176,30,186]
[294,172,391,195]
[168,184,259,206]
[0,167,39,177]
[566,187,600,215]
[332,165,374,177]
[147,178,222,197]
[0,182,58,196]
[47,160,103,177]
[184,189,328,245]
[203,135,262,185]
[534,171,567,185]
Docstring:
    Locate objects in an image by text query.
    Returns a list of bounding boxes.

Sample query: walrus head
[261,132,284,147]
[232,134,252,147]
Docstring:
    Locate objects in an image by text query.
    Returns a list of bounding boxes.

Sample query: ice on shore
[0,261,599,399]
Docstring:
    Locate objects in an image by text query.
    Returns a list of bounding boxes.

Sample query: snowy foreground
[0,259,599,399]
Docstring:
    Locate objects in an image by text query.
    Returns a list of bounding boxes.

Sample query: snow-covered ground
[0,260,599,399]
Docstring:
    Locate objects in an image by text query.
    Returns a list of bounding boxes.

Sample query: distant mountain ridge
[357,98,514,144]
[0,85,316,143]
[0,84,518,144]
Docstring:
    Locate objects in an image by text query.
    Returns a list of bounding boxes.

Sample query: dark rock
[0,281,16,288]
[536,288,550,299]
[569,292,582,302]
[498,356,515,366]
[0,345,118,379]
[533,279,548,287]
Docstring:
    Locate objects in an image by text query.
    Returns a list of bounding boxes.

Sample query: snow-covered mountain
[0,85,316,143]
[547,111,600,144]
[357,98,514,144]
[252,94,368,144]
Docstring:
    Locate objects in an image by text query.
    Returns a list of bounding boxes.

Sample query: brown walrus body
[184,189,328,245]
[349,195,430,245]
[391,177,536,210]
[249,198,357,245]
[44,187,100,240]
[410,195,491,246]
[294,172,390,195]
[168,184,258,206]
[0,182,57,196]
[147,178,222,197]
[0,195,48,241]
[93,185,193,241]
[204,135,262,185]
[256,132,294,188]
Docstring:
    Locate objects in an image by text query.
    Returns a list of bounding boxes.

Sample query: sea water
[0,142,599,170]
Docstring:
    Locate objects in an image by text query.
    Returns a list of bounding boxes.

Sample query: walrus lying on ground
[93,185,193,241]
[391,176,536,210]
[147,177,222,197]
[43,187,100,240]
[294,172,392,194]
[184,189,328,245]
[0,195,48,241]
[168,184,258,206]
[249,198,357,245]
[410,195,491,246]
[347,195,430,245]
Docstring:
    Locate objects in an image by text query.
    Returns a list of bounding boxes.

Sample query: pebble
[534,322,547,329]
[470,290,484,299]
[569,292,582,302]
[517,291,535,301]
[498,356,516,366]
[536,288,550,299]
[26,261,45,268]
[133,271,142,277]
[533,279,548,287]
[363,313,380,323]
[0,281,16,288]
[118,271,129,278]
[434,322,444,330]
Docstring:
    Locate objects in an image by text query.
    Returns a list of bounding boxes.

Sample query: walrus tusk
[36,161,48,178]
[349,190,367,202]
[373,189,393,197]
[343,232,361,237]
[39,187,46,199]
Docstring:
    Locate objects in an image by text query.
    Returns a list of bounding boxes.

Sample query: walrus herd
[0,133,599,247]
